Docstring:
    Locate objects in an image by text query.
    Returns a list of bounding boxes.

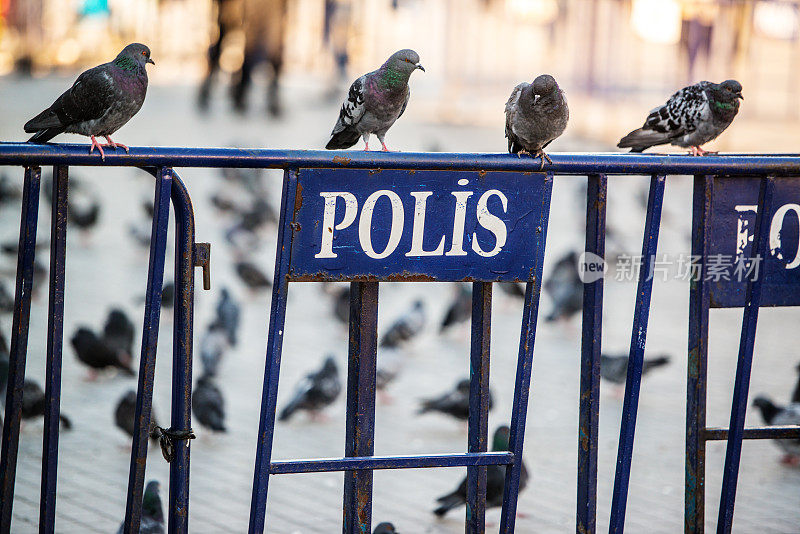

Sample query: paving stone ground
[0,75,798,533]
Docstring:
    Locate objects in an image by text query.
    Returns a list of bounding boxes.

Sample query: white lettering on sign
[445,191,473,257]
[359,190,404,259]
[770,203,800,269]
[315,192,358,259]
[406,192,446,257]
[472,190,508,257]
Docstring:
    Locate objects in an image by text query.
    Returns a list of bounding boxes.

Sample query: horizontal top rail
[1,143,800,175]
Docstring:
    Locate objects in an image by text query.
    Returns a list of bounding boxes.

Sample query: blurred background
[0,1,799,533]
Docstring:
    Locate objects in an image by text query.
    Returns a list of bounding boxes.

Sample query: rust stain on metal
[332,155,352,165]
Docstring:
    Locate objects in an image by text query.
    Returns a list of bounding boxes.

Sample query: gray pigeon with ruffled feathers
[326,49,424,151]
[618,80,742,155]
[24,43,154,159]
[505,74,569,168]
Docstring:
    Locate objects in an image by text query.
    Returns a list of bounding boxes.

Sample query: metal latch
[193,242,211,290]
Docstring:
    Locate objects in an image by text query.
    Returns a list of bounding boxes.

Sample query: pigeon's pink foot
[780,454,800,466]
[104,136,129,153]
[690,146,713,156]
[380,141,390,152]
[363,142,370,151]
[89,136,106,160]
[83,369,99,382]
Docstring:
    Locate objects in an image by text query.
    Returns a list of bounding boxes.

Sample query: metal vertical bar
[168,170,196,534]
[686,175,713,534]
[716,176,775,534]
[466,282,492,533]
[609,174,666,534]
[499,172,553,532]
[577,173,607,534]
[249,169,298,534]
[342,281,379,534]
[38,166,68,533]
[0,166,41,533]
[123,168,172,533]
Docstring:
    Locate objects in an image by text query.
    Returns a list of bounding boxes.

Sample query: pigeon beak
[147,58,155,65]
[736,92,743,100]
[416,64,425,72]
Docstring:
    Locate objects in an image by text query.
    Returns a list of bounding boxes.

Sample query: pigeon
[600,353,671,385]
[498,282,525,300]
[215,288,241,347]
[161,281,175,309]
[103,308,136,360]
[70,327,135,378]
[22,379,72,429]
[0,173,20,205]
[373,523,398,534]
[279,356,341,421]
[752,396,800,465]
[791,362,800,404]
[24,43,154,159]
[617,80,743,156]
[199,321,228,377]
[505,74,569,168]
[326,49,424,151]
[0,281,14,314]
[433,425,527,517]
[376,348,404,402]
[235,261,272,291]
[328,284,350,324]
[543,251,582,322]
[440,283,472,333]
[380,300,425,348]
[192,373,226,432]
[210,193,238,214]
[114,389,160,444]
[68,200,100,231]
[116,480,164,534]
[418,378,493,421]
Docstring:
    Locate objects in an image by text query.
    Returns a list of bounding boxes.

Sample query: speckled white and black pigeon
[326,49,424,151]
[24,43,154,159]
[618,80,743,156]
[505,74,569,169]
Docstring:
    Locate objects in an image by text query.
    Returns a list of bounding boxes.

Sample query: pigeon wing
[326,75,367,149]
[504,83,527,153]
[25,65,117,134]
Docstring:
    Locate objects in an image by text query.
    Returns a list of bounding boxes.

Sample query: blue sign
[709,176,800,307]
[287,168,553,282]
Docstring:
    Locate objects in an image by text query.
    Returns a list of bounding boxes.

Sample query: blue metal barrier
[0,143,797,533]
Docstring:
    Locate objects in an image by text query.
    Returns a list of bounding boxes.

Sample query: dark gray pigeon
[117,479,164,534]
[418,378,493,421]
[22,379,72,429]
[543,251,582,322]
[380,300,425,348]
[279,356,341,421]
[600,353,671,385]
[103,308,135,361]
[373,523,398,534]
[215,287,240,347]
[192,373,226,432]
[114,389,160,445]
[199,321,228,377]
[440,283,471,333]
[71,326,135,378]
[505,74,569,168]
[24,43,154,159]
[752,396,800,465]
[326,49,424,151]
[235,261,272,291]
[433,425,527,516]
[618,80,742,155]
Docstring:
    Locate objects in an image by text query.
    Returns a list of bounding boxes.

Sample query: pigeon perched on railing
[116,480,164,534]
[279,356,341,422]
[192,373,226,432]
[433,425,527,517]
[24,43,154,159]
[71,327,135,378]
[380,300,425,348]
[114,389,160,445]
[326,49,424,151]
[617,80,743,156]
[505,74,569,169]
[418,378,493,421]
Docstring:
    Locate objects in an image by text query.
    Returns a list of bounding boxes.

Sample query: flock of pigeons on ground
[2,42,790,532]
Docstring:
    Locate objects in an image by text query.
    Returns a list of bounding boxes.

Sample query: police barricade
[0,145,797,534]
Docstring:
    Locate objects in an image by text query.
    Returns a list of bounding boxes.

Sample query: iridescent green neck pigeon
[117,480,164,534]
[326,49,424,151]
[24,43,154,159]
[618,79,743,156]
[505,74,569,169]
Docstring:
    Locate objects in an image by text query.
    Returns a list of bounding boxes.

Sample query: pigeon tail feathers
[326,127,361,150]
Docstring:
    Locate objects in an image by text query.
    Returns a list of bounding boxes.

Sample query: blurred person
[679,0,718,84]
[323,0,352,100]
[230,0,289,117]
[197,0,242,111]
[6,0,43,75]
